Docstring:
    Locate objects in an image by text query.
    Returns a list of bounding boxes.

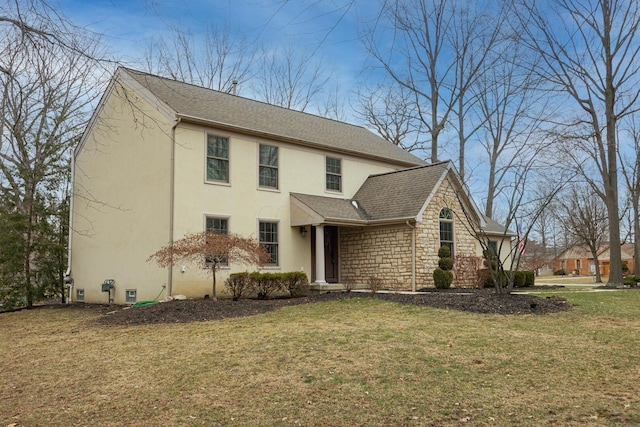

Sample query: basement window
[126,289,137,304]
[76,289,84,302]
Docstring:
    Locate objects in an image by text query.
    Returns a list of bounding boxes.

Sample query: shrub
[512,271,526,288]
[433,245,454,289]
[554,269,566,276]
[250,272,282,299]
[438,245,451,258]
[367,276,384,293]
[524,271,535,287]
[433,268,453,289]
[282,272,309,297]
[438,257,454,271]
[623,275,640,286]
[224,272,252,301]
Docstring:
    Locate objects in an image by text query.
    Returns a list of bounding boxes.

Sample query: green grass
[2,292,640,426]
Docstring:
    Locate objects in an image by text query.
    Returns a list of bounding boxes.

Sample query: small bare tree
[148,232,269,300]
[559,185,609,282]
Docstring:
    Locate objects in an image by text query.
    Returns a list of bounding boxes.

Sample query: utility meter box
[101,279,115,292]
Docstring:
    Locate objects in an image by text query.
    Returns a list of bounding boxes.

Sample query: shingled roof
[120,68,424,167]
[291,162,474,224]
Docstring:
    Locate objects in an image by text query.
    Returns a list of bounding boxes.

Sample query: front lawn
[1,291,639,426]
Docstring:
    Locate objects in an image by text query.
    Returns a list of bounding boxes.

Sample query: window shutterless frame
[258,220,279,266]
[258,144,278,189]
[326,156,342,192]
[206,134,230,183]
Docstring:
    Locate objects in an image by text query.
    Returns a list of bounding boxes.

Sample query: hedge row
[224,271,309,300]
[478,269,535,288]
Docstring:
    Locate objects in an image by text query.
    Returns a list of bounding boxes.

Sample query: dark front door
[324,226,339,283]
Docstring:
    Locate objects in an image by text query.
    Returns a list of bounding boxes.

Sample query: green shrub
[225,272,252,301]
[554,269,566,276]
[623,275,640,286]
[524,271,535,287]
[433,268,453,289]
[250,272,282,300]
[438,246,451,258]
[282,272,309,297]
[433,245,454,289]
[438,257,454,271]
[512,271,526,288]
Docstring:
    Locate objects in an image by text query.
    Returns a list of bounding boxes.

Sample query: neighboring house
[68,68,513,304]
[554,244,635,276]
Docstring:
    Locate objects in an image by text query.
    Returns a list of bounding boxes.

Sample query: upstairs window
[206,134,229,182]
[326,157,342,192]
[439,208,454,256]
[259,144,278,188]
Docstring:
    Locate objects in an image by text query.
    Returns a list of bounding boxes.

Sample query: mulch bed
[75,288,572,326]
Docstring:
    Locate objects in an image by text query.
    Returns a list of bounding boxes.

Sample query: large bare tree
[366,0,502,171]
[515,0,640,285]
[143,24,255,93]
[0,23,103,307]
[619,115,640,275]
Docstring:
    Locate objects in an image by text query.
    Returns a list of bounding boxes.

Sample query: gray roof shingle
[122,68,424,167]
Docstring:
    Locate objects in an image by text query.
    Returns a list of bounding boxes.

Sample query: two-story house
[68,68,512,304]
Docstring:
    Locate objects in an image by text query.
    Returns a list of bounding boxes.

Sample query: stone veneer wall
[339,225,414,289]
[339,174,483,290]
[416,177,479,288]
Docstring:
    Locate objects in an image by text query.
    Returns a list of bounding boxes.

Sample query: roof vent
[351,200,359,209]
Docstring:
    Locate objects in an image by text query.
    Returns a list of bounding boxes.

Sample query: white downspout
[167,118,180,298]
[406,220,416,292]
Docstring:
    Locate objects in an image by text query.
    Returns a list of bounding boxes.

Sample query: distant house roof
[291,161,495,228]
[119,68,425,167]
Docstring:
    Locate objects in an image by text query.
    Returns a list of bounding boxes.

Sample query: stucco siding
[168,122,403,298]
[71,81,172,304]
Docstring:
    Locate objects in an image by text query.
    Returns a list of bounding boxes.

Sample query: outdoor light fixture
[299,226,307,237]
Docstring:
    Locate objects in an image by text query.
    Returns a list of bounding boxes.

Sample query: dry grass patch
[1,293,639,426]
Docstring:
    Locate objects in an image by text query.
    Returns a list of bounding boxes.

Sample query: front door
[324,226,339,283]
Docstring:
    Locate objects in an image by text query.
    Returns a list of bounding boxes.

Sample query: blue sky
[56,0,377,83]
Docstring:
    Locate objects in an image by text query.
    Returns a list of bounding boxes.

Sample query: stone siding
[338,174,483,290]
[340,225,414,289]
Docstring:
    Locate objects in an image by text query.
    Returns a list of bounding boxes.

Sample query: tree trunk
[635,200,640,276]
[212,263,218,300]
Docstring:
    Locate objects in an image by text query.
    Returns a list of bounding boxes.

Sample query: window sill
[257,186,280,193]
[258,265,280,270]
[324,189,343,195]
[204,180,231,187]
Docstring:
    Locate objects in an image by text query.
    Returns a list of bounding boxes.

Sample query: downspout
[64,155,75,303]
[406,220,416,292]
[167,118,180,297]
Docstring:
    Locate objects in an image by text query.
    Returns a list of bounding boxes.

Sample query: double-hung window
[206,134,229,182]
[326,157,342,192]
[206,217,229,266]
[259,221,278,266]
[439,208,454,256]
[259,144,278,189]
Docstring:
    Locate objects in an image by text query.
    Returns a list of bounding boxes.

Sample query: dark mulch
[75,289,572,326]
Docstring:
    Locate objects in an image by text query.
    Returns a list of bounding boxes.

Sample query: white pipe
[167,118,180,298]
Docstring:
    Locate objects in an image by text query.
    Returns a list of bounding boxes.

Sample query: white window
[259,221,279,265]
[126,289,137,304]
[259,144,278,188]
[76,289,84,302]
[206,134,229,182]
[326,157,342,192]
[439,208,454,256]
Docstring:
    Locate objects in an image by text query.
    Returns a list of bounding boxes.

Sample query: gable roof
[291,161,490,227]
[118,68,424,167]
